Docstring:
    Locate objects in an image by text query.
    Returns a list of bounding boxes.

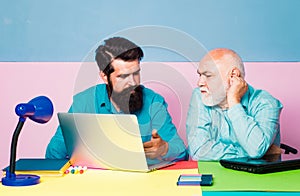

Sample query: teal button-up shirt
[186,84,283,161]
[46,84,187,161]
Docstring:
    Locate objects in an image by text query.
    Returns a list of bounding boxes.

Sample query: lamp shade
[15,96,54,123]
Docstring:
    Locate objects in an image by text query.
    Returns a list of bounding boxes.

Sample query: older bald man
[186,48,282,161]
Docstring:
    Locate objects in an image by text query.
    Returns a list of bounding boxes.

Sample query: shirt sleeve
[227,91,282,158]
[149,94,187,161]
[45,105,74,159]
[186,89,244,161]
[45,125,68,159]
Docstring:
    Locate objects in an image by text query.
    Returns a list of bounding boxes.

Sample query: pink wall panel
[0,62,299,169]
[0,62,81,169]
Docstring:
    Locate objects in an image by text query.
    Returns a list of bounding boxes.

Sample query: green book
[2,158,71,177]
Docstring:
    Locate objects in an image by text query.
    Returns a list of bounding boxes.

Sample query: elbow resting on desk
[241,142,281,159]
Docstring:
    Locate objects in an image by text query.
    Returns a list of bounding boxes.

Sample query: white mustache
[200,87,209,93]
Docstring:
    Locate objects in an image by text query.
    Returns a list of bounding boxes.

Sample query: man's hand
[143,130,169,159]
[265,144,282,155]
[227,75,248,108]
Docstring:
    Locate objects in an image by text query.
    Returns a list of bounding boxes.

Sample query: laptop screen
[58,112,173,172]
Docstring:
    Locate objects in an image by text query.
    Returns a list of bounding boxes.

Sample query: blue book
[2,158,71,177]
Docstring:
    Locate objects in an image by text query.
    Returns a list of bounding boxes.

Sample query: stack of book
[2,158,71,177]
[177,174,213,186]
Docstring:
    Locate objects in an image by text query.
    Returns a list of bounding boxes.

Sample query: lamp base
[2,174,40,186]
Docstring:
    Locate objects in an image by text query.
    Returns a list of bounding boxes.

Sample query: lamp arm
[2,96,53,186]
[9,118,26,174]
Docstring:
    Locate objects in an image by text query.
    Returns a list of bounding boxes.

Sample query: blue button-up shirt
[186,84,283,161]
[46,84,187,161]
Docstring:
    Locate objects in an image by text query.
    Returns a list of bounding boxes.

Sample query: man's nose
[128,74,137,85]
[198,76,206,87]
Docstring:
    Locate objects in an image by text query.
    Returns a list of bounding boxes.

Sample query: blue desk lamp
[1,96,53,186]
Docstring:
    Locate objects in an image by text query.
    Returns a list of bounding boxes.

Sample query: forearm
[228,103,281,158]
[162,135,187,161]
[187,129,242,160]
[150,95,187,161]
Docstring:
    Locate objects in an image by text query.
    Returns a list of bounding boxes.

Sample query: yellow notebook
[2,158,71,177]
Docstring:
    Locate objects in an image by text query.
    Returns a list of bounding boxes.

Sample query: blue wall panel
[0,0,299,62]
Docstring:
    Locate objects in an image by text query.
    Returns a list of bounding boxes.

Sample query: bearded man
[46,37,187,162]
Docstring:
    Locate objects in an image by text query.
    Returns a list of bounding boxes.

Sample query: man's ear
[100,71,108,84]
[230,67,241,77]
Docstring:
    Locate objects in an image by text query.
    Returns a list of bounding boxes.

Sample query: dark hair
[95,37,144,75]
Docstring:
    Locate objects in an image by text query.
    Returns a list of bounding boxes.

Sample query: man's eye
[119,75,128,79]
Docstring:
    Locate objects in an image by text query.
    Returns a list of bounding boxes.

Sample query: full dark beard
[110,85,143,114]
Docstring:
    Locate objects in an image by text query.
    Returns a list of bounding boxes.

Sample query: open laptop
[57,113,174,172]
[219,153,300,174]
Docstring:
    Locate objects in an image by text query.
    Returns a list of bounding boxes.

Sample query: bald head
[201,48,245,78]
[197,48,246,107]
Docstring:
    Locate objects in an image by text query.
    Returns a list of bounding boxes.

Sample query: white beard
[200,84,228,107]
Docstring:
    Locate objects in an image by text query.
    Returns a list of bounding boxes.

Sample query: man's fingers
[152,129,160,138]
[143,141,153,148]
[145,152,156,159]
